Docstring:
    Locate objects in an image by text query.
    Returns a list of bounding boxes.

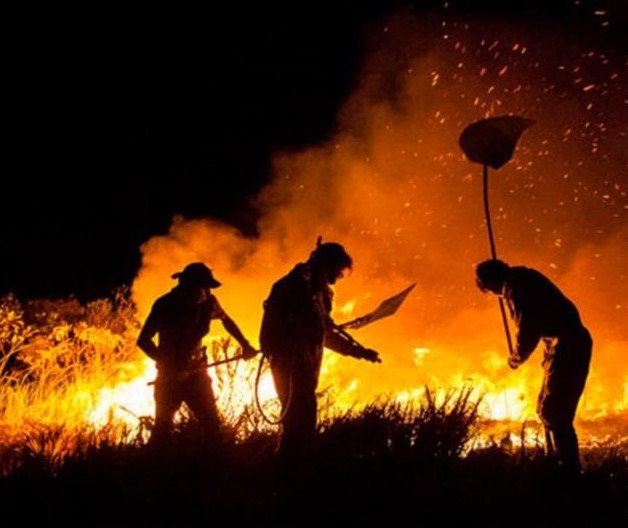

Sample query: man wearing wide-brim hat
[137,261,258,450]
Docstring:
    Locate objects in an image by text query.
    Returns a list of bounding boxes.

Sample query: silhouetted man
[260,239,382,467]
[137,262,258,450]
[475,259,592,475]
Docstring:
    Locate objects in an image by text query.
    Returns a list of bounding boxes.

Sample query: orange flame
[83,10,627,444]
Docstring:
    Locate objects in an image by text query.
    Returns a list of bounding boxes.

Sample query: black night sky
[3,1,626,301]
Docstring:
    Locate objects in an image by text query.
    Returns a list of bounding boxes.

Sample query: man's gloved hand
[242,343,260,360]
[361,348,382,363]
[508,355,521,370]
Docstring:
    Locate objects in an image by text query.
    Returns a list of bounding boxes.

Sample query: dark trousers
[537,328,592,473]
[150,369,222,449]
[270,353,320,464]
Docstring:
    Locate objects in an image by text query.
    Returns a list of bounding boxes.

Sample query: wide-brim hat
[171,262,222,288]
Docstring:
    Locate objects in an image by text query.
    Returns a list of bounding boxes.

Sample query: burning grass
[0,389,625,525]
[0,291,626,523]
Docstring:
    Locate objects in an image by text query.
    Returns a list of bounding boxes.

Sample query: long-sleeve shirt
[502,266,586,362]
[137,287,225,369]
[260,263,370,365]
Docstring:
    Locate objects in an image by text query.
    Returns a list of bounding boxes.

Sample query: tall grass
[1,385,624,525]
[0,290,626,525]
[0,289,143,469]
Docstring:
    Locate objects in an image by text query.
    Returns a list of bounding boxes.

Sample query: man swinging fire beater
[475,259,592,475]
[260,239,382,466]
[137,262,258,450]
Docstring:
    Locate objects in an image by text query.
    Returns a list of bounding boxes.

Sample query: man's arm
[212,297,258,359]
[136,311,160,360]
[220,314,258,359]
[324,324,381,363]
[508,291,540,368]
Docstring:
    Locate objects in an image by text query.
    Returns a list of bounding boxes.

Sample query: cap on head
[309,239,353,271]
[171,262,222,288]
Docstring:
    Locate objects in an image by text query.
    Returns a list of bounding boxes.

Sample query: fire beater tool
[339,282,416,330]
[458,115,534,356]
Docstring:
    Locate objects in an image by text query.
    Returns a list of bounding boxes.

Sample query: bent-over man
[475,259,592,475]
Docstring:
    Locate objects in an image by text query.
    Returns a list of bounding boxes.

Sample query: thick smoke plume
[133,8,627,418]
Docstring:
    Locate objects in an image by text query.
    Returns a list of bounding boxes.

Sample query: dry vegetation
[0,291,626,526]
